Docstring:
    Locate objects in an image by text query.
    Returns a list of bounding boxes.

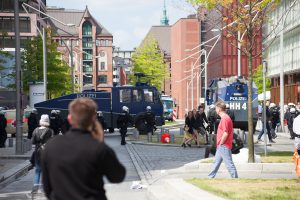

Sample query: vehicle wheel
[109,128,114,133]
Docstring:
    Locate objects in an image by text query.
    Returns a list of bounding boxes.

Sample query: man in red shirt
[208,101,238,178]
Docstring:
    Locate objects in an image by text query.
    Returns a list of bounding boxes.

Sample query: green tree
[130,35,167,90]
[188,0,281,162]
[22,29,71,98]
[253,64,270,94]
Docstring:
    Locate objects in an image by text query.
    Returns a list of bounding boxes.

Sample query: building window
[100,62,105,70]
[83,62,93,73]
[105,40,109,46]
[100,40,104,46]
[120,89,131,103]
[82,37,92,48]
[0,0,14,11]
[143,89,153,102]
[82,21,92,36]
[83,75,93,85]
[20,17,30,32]
[83,49,92,60]
[133,89,142,102]
[98,75,107,84]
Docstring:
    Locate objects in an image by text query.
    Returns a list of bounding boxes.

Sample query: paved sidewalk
[0,138,33,189]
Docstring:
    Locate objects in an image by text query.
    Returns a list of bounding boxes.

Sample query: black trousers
[120,128,127,144]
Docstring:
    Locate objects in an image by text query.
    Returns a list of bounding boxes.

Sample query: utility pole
[263,61,268,156]
[191,61,194,110]
[279,17,284,132]
[43,28,47,100]
[70,39,74,93]
[238,31,241,77]
[14,0,23,154]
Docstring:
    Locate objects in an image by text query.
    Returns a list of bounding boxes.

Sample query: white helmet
[209,104,215,109]
[32,108,38,114]
[55,110,61,115]
[146,106,151,111]
[122,106,129,112]
[269,103,276,108]
[290,107,296,113]
[97,111,103,117]
[288,102,294,106]
[51,110,57,114]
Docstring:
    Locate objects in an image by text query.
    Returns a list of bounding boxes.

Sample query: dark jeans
[258,121,272,141]
[120,128,127,144]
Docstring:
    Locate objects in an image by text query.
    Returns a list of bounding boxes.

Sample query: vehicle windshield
[162,100,173,110]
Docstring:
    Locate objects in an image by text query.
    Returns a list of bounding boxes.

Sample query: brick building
[204,5,262,83]
[47,6,113,92]
[171,16,201,119]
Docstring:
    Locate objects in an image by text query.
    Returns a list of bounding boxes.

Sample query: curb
[0,160,31,189]
[130,141,210,148]
[0,155,31,159]
[125,143,149,186]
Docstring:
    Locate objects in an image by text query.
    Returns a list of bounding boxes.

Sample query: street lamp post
[204,49,208,113]
[263,60,268,156]
[42,28,47,100]
[14,0,22,154]
[70,39,74,93]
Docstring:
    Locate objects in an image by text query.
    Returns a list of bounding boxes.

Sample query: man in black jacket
[41,98,126,200]
[0,111,7,148]
[27,109,38,139]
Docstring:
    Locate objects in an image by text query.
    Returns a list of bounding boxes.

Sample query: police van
[34,78,164,132]
[206,77,258,131]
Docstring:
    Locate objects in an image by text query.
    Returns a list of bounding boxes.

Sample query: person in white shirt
[292,115,300,154]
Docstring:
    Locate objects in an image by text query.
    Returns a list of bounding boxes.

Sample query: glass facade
[82,21,93,85]
[265,0,300,77]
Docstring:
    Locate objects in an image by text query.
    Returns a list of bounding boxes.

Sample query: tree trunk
[247,38,254,163]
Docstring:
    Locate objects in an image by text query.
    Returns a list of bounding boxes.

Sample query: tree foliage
[253,64,270,94]
[187,0,281,163]
[130,35,167,90]
[22,29,71,98]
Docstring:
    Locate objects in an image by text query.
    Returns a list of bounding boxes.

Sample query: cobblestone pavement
[127,143,206,184]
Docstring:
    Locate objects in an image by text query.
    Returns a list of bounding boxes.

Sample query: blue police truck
[206,77,258,131]
[34,80,164,132]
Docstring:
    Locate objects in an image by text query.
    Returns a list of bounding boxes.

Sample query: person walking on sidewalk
[27,108,39,139]
[208,101,238,179]
[293,114,300,155]
[41,98,126,200]
[0,111,7,148]
[31,114,53,193]
[257,100,276,143]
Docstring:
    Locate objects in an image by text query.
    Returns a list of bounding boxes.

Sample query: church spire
[160,0,169,26]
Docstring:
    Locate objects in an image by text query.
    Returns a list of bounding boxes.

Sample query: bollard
[147,132,152,142]
[8,138,13,147]
[170,133,175,143]
[179,127,184,135]
[157,133,161,142]
[133,129,139,140]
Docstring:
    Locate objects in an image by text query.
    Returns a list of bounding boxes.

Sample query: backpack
[272,107,280,119]
[231,133,244,154]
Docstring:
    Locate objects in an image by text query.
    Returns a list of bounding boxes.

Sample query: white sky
[47,0,196,50]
